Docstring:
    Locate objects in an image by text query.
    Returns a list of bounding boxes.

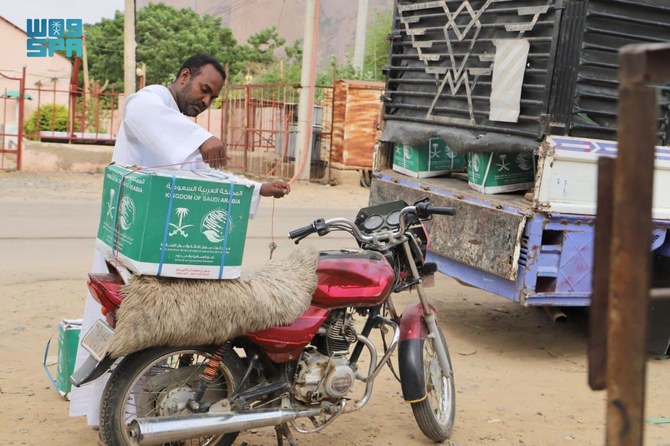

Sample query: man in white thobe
[69,54,290,429]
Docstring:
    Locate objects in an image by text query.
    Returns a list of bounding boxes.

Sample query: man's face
[174,64,224,117]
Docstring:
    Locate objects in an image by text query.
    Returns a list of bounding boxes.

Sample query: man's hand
[260,180,291,198]
[199,136,228,168]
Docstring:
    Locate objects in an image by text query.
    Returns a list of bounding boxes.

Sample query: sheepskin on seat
[107,246,318,358]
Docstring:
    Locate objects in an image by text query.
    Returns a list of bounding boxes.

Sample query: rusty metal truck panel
[370,172,528,280]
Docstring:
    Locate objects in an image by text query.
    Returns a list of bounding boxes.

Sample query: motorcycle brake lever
[293,234,309,245]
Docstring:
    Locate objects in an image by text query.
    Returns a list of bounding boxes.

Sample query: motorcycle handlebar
[288,202,456,244]
[414,202,456,219]
[288,224,315,240]
[423,204,456,216]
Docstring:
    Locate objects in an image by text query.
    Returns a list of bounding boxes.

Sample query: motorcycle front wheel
[410,327,455,442]
[99,345,246,446]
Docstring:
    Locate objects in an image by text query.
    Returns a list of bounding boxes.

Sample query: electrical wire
[278,0,286,30]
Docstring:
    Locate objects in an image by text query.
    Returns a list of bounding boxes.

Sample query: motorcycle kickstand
[274,422,297,446]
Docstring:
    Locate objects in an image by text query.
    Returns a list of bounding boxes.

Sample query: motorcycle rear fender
[398,303,436,402]
[70,353,115,387]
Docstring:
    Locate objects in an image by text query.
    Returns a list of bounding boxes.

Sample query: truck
[369,0,670,352]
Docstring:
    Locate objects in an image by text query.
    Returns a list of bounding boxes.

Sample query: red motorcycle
[72,200,456,446]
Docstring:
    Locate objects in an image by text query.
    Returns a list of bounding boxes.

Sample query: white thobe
[69,84,261,426]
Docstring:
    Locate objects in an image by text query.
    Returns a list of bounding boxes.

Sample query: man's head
[170,54,226,117]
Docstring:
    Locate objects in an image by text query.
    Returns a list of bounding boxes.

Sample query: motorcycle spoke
[105,349,238,446]
[424,341,449,423]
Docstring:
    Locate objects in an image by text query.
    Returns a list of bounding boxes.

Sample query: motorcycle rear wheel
[99,345,245,446]
[410,328,455,442]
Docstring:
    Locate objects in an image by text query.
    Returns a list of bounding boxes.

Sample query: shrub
[23,104,70,138]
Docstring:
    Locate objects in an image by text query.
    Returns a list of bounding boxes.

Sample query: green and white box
[57,319,81,398]
[467,152,536,194]
[393,137,466,178]
[96,164,255,280]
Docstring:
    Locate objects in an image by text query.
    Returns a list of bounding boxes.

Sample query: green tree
[135,4,238,85]
[84,12,125,90]
[244,27,286,65]
[84,4,290,90]
[238,38,303,85]
[336,10,392,81]
[83,4,391,91]
[246,9,392,85]
[363,10,392,81]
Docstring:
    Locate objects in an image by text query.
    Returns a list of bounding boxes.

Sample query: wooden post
[589,156,615,391]
[605,67,656,446]
[590,42,670,446]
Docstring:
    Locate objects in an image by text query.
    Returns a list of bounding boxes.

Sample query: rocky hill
[136,0,393,69]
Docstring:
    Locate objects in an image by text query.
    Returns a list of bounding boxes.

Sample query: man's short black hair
[175,54,226,82]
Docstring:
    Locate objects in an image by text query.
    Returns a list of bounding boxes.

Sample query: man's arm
[199,136,228,168]
[260,180,291,198]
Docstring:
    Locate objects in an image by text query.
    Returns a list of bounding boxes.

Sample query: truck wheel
[100,345,245,446]
[410,328,455,442]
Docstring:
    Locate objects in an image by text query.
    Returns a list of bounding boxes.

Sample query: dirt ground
[1,170,669,446]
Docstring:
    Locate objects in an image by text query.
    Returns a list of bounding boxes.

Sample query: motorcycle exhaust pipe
[128,408,320,446]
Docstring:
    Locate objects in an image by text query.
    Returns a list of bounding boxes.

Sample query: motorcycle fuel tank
[312,250,395,308]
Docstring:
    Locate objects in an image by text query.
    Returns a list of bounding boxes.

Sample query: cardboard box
[96,164,255,279]
[39,319,83,399]
[57,319,80,397]
[393,137,465,178]
[467,152,536,194]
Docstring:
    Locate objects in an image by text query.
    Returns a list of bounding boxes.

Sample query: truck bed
[371,169,533,281]
[378,169,534,213]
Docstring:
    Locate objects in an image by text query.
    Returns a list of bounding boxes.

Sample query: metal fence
[196,82,334,181]
[22,83,121,144]
[2,72,335,181]
[0,68,26,170]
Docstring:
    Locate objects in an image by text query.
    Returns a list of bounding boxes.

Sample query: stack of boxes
[391,137,535,194]
[466,152,536,194]
[96,164,256,280]
[392,137,466,178]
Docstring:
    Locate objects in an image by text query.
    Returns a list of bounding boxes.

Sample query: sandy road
[0,171,668,446]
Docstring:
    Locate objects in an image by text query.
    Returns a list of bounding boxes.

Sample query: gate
[195,80,334,182]
[0,67,26,170]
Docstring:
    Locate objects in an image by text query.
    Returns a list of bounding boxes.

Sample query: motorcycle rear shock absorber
[190,342,232,411]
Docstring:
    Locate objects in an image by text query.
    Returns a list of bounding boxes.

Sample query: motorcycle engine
[293,310,357,403]
[293,350,355,403]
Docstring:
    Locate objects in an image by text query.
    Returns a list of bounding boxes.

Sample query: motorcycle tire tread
[408,327,455,442]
